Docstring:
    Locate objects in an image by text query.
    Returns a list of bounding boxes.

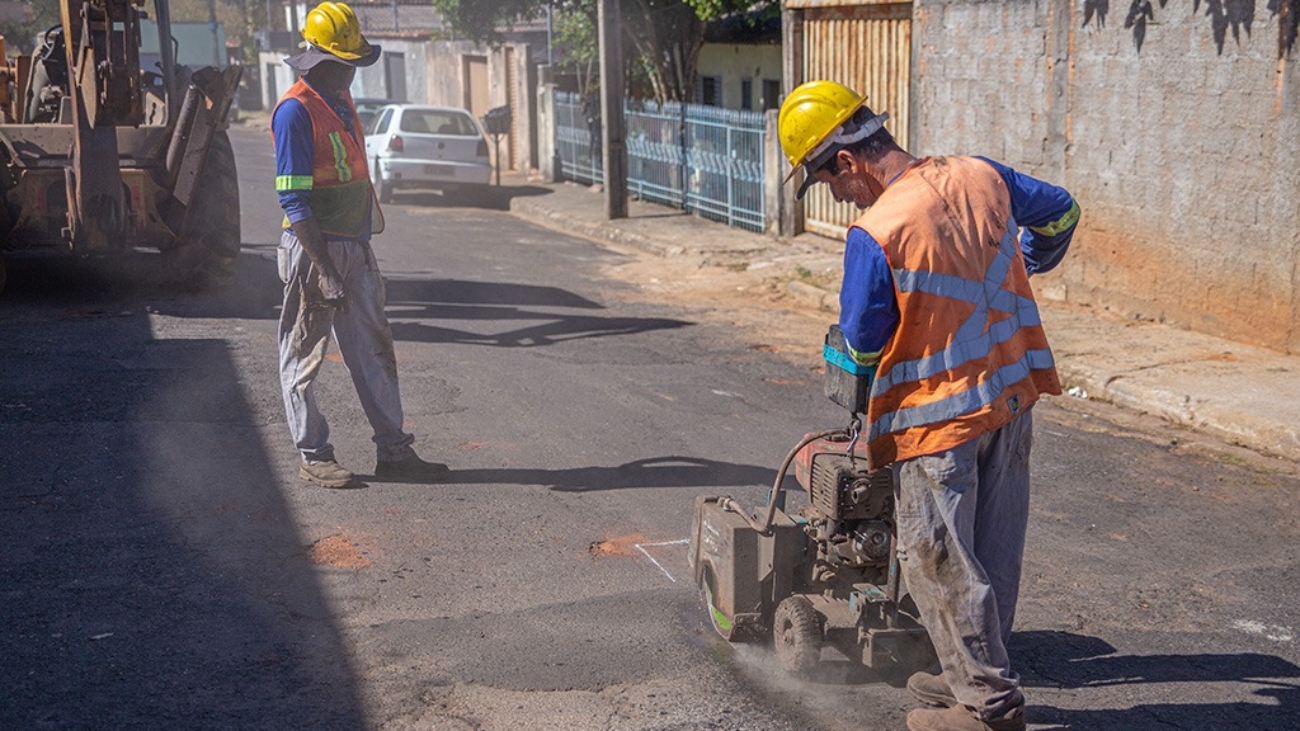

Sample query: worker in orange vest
[779,80,1081,731]
[271,2,448,488]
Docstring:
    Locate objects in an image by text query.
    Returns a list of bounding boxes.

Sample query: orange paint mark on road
[326,353,344,363]
[589,533,648,558]
[457,441,490,451]
[308,532,373,569]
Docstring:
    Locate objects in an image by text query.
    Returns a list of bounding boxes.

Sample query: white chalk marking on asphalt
[635,539,690,583]
[1233,619,1294,642]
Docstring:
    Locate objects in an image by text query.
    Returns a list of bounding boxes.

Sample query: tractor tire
[772,596,822,677]
[165,130,241,290]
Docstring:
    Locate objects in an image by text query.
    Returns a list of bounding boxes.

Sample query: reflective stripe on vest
[867,214,1054,443]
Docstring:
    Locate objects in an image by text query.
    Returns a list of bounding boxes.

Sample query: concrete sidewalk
[508,178,1300,464]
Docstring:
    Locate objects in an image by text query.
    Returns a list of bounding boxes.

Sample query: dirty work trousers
[277,231,414,464]
[894,408,1033,721]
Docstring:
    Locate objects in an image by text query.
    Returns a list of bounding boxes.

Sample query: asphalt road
[1,127,1297,731]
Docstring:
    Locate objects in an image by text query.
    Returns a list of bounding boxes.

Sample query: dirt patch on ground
[589,533,649,558]
[597,246,834,369]
[307,532,373,569]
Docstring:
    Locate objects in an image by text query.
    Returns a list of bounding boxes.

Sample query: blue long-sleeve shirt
[271,78,369,239]
[839,157,1080,364]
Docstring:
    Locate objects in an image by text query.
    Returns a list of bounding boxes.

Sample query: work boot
[299,460,357,489]
[908,670,957,708]
[906,704,1026,731]
[374,453,450,483]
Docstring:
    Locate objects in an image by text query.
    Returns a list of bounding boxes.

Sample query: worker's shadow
[431,456,795,493]
[383,278,692,347]
[1013,630,1300,730]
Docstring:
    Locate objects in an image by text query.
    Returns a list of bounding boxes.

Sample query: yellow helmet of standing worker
[302,2,373,61]
[778,80,890,196]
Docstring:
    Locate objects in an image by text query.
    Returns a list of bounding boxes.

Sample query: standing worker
[778,81,1080,731]
[271,1,447,488]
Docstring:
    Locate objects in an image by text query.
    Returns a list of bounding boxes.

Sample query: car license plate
[425,164,452,175]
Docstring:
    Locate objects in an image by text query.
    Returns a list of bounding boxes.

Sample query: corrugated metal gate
[505,46,519,170]
[801,2,912,239]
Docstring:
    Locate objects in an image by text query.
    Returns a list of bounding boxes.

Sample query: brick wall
[911,0,1300,353]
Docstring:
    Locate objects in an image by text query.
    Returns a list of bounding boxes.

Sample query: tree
[431,0,777,104]
[0,3,64,54]
[553,5,600,95]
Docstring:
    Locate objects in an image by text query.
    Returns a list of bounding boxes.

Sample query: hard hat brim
[795,171,818,200]
[285,41,381,71]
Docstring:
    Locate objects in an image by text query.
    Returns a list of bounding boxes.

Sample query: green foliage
[430,0,779,103]
[682,0,769,23]
[553,4,597,65]
[431,0,549,42]
[0,3,63,54]
[553,4,599,93]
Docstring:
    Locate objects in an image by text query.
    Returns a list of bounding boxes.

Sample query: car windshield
[399,110,479,136]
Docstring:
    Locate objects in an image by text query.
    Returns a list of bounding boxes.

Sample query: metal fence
[554,91,767,233]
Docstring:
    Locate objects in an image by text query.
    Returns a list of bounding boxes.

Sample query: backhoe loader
[0,0,242,291]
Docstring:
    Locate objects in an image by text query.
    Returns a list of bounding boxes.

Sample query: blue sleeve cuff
[278,192,313,224]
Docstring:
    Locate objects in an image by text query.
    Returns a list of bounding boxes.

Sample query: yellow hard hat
[778,80,871,171]
[302,2,373,61]
[778,80,891,197]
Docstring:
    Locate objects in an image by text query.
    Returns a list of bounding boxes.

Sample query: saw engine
[688,325,932,676]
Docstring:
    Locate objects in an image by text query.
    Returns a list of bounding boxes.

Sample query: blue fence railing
[554,92,767,233]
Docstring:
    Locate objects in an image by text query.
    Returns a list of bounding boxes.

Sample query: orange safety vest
[272,78,383,238]
[854,156,1061,468]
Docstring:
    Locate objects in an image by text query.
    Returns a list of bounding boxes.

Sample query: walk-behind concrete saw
[689,325,933,676]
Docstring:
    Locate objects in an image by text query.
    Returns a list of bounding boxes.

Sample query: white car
[363,104,492,203]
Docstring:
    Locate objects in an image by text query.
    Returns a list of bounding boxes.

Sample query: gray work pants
[277,231,414,464]
[894,408,1033,720]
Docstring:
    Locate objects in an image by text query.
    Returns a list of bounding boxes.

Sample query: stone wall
[911,0,1300,353]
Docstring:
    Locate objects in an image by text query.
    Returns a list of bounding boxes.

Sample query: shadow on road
[385,277,692,347]
[384,182,551,211]
[0,247,285,321]
[0,255,366,729]
[359,455,796,493]
[1015,630,1300,730]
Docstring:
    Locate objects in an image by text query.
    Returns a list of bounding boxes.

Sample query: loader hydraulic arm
[60,0,146,250]
[63,0,144,127]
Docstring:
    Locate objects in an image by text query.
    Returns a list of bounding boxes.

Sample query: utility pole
[597,0,626,219]
[208,0,221,67]
[289,1,300,50]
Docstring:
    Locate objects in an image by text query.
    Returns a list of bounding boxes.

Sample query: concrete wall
[423,41,535,173]
[352,38,430,103]
[696,43,784,110]
[911,0,1300,353]
[260,40,536,173]
[259,52,294,113]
